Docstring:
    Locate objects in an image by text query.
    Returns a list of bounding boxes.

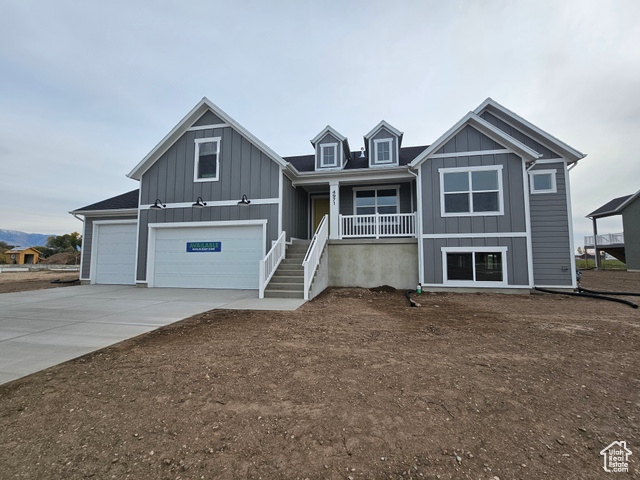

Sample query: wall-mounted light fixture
[150,199,166,210]
[192,197,207,209]
[237,194,251,206]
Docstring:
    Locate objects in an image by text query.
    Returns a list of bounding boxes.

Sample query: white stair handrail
[302,215,328,300]
[259,230,286,299]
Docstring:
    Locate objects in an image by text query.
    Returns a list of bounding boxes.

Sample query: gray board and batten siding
[136,113,282,282]
[622,196,640,271]
[80,214,137,280]
[528,161,573,286]
[282,175,309,241]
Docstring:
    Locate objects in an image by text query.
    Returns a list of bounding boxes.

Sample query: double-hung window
[443,247,508,286]
[440,166,503,216]
[529,169,557,194]
[194,137,221,182]
[373,139,393,164]
[354,187,399,215]
[320,143,338,168]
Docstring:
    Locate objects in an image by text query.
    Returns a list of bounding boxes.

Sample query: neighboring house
[71,97,585,299]
[585,189,640,271]
[3,247,41,264]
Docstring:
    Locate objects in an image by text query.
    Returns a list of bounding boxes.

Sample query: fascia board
[364,120,404,140]
[474,97,587,163]
[409,112,541,169]
[291,167,413,186]
[310,125,347,145]
[69,208,139,217]
[127,97,288,180]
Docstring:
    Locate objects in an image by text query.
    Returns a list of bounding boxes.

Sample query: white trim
[146,220,267,288]
[372,138,395,166]
[415,168,424,285]
[90,219,138,285]
[521,158,535,288]
[292,168,414,186]
[140,198,280,210]
[422,232,527,239]
[71,208,138,216]
[409,111,541,169]
[310,125,347,145]
[193,136,221,182]
[186,123,229,132]
[320,143,339,168]
[278,167,283,236]
[352,185,400,215]
[473,97,586,163]
[529,169,557,194]
[439,165,504,217]
[442,246,509,287]
[364,120,403,140]
[529,158,565,165]
[78,217,88,280]
[134,188,142,284]
[428,149,509,158]
[564,160,578,288]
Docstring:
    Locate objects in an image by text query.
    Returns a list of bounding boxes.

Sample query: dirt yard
[0,271,79,294]
[0,270,638,479]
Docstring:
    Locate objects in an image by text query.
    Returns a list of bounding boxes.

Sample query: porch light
[150,199,166,210]
[237,194,251,206]
[192,197,207,208]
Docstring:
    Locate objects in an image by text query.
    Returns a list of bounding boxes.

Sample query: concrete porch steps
[264,241,309,299]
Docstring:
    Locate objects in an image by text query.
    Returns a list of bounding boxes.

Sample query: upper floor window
[194,137,221,182]
[373,139,393,164]
[440,165,503,216]
[529,169,557,194]
[320,143,338,167]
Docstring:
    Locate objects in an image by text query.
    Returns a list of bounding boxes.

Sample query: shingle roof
[73,189,139,212]
[285,145,428,172]
[587,195,633,219]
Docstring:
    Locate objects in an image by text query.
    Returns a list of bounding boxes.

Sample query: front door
[312,197,330,234]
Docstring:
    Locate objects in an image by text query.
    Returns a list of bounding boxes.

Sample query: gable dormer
[310,126,350,171]
[364,120,403,168]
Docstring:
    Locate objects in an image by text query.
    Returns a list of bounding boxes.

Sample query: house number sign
[186,242,221,252]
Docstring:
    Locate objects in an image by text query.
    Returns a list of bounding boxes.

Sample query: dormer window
[374,139,393,164]
[194,137,220,182]
[320,143,338,167]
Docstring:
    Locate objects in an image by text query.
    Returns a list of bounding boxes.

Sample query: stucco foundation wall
[328,240,418,290]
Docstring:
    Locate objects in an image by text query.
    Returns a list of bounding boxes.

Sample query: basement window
[443,247,508,286]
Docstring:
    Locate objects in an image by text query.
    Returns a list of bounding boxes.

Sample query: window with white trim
[354,187,399,215]
[373,138,393,164]
[529,169,557,194]
[194,137,221,182]
[442,247,507,285]
[320,143,338,167]
[440,166,503,216]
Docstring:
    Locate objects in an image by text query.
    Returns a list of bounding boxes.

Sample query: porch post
[329,180,340,240]
[592,217,601,270]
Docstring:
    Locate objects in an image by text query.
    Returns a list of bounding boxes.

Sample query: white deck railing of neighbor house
[302,214,328,300]
[584,232,624,247]
[339,212,417,239]
[259,230,286,298]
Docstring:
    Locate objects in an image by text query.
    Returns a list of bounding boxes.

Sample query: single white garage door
[151,224,264,289]
[93,222,137,285]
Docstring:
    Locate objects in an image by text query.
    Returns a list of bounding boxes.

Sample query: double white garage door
[92,222,264,289]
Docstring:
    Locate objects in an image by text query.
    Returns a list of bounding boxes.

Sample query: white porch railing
[302,214,328,300]
[259,230,286,298]
[584,232,624,247]
[339,212,416,239]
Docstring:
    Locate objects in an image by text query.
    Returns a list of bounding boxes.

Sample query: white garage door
[94,222,137,285]
[151,224,264,289]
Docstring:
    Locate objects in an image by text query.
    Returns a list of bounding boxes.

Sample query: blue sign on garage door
[186,242,221,252]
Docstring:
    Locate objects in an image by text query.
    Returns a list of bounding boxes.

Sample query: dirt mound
[39,252,80,265]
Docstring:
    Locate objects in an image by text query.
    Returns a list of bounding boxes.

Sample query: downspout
[408,167,422,288]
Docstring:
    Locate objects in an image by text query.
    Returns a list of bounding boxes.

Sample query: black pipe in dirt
[578,286,640,297]
[405,290,421,307]
[534,287,638,309]
[50,278,80,284]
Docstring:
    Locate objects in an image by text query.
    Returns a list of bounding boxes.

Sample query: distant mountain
[0,229,55,248]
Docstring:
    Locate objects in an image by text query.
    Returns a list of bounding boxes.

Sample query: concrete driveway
[0,285,304,385]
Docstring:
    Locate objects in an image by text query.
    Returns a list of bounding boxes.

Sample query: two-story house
[71,97,585,300]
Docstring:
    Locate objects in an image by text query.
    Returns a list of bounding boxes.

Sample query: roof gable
[310,125,346,145]
[474,98,586,163]
[364,120,403,141]
[127,97,288,180]
[409,112,541,168]
[587,188,640,218]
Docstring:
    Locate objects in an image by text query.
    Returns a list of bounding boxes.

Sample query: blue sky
[1,0,639,250]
